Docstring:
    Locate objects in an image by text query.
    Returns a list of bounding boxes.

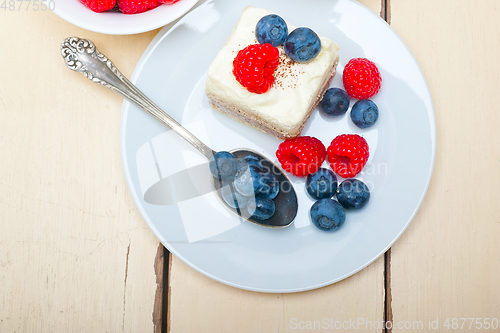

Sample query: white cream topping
[206,7,339,131]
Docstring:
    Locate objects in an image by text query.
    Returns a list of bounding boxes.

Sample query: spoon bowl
[213,148,297,228]
[61,37,298,228]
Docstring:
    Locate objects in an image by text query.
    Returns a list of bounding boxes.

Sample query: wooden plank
[168,1,386,332]
[0,11,161,333]
[153,245,166,333]
[389,1,500,331]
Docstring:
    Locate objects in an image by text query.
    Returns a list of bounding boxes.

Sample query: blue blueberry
[336,179,370,210]
[284,27,321,63]
[255,14,288,47]
[259,173,280,199]
[220,177,251,209]
[209,151,237,181]
[306,168,338,200]
[350,99,379,129]
[247,196,276,220]
[234,165,265,196]
[310,199,346,232]
[320,88,350,117]
[237,155,263,171]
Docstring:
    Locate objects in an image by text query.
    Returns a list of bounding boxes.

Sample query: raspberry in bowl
[232,43,280,94]
[52,0,200,35]
[115,0,162,14]
[79,0,116,12]
[80,0,180,14]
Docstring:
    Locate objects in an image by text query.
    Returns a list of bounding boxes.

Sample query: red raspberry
[342,58,382,99]
[79,0,116,12]
[158,0,179,3]
[117,0,161,14]
[276,136,326,177]
[327,134,369,178]
[233,44,280,94]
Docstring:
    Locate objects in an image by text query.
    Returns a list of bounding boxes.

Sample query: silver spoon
[60,37,297,228]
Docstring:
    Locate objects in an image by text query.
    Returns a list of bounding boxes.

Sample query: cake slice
[205,7,340,139]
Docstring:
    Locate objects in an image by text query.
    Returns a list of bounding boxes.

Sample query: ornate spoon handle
[61,37,215,159]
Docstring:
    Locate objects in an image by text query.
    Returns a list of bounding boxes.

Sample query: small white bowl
[53,0,200,35]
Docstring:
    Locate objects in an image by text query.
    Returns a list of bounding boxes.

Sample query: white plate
[53,0,200,35]
[120,0,436,292]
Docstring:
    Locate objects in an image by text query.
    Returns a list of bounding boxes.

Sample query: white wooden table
[1,1,499,332]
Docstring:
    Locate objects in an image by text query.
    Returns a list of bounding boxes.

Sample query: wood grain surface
[389,1,500,331]
[0,11,161,333]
